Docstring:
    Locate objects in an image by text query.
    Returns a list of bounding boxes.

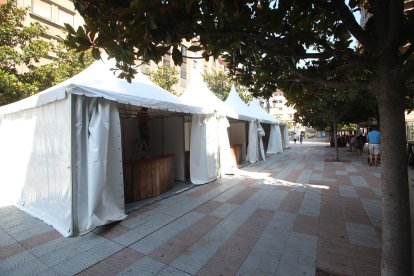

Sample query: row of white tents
[0,57,289,237]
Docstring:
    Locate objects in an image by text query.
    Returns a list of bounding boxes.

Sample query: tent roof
[180,72,238,119]
[0,58,205,116]
[248,98,278,124]
[224,86,256,121]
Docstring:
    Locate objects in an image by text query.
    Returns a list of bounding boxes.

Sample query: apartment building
[12,0,83,49]
[258,90,298,129]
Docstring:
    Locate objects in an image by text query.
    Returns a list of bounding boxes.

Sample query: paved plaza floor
[1,140,412,275]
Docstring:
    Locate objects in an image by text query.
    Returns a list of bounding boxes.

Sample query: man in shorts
[367,126,380,166]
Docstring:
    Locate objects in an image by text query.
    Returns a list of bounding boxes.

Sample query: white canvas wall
[0,98,73,235]
[73,96,126,236]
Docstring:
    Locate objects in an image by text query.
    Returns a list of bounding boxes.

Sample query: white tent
[0,58,205,237]
[180,73,237,184]
[248,98,285,157]
[224,86,259,163]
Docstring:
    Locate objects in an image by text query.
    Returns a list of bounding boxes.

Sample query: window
[58,8,74,26]
[278,100,283,103]
[193,60,197,69]
[278,107,283,111]
[180,46,187,80]
[32,0,52,20]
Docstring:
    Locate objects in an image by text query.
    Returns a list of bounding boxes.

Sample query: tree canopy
[148,65,179,94]
[67,1,414,274]
[203,70,252,103]
[0,1,93,106]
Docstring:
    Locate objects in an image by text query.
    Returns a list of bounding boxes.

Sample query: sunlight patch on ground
[236,170,330,190]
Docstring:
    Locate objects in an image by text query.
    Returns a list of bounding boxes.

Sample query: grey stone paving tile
[209,202,239,218]
[274,232,318,276]
[315,162,324,171]
[3,216,54,242]
[120,215,148,229]
[345,165,358,172]
[213,185,247,203]
[113,213,176,246]
[346,222,381,249]
[259,189,288,212]
[51,239,123,275]
[322,177,337,183]
[361,199,382,228]
[157,265,193,276]
[0,228,15,247]
[350,175,369,187]
[117,256,166,276]
[0,209,32,229]
[335,170,348,176]
[29,232,90,258]
[338,184,359,198]
[35,268,60,276]
[373,172,381,178]
[309,173,323,182]
[299,192,321,217]
[37,233,108,267]
[297,169,312,184]
[237,210,295,275]
[129,211,204,254]
[0,250,38,275]
[5,255,49,276]
[169,204,259,274]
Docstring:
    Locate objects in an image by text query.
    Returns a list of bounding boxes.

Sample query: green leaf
[171,47,183,65]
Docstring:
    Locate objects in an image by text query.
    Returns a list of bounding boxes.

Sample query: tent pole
[70,93,77,237]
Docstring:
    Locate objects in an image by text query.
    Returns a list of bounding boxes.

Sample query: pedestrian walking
[367,126,380,166]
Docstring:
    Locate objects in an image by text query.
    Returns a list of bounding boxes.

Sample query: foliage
[148,65,179,94]
[0,1,50,105]
[203,71,252,103]
[0,1,93,106]
[281,81,378,130]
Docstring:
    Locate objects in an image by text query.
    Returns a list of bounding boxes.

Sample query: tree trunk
[332,113,340,161]
[377,75,412,275]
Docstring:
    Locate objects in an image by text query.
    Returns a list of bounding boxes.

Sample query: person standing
[299,133,303,144]
[367,126,380,166]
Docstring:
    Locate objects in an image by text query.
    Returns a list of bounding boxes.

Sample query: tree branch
[282,58,370,90]
[383,1,404,53]
[331,0,373,51]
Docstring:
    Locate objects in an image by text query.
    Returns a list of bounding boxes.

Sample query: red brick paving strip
[149,215,223,264]
[0,230,61,260]
[226,187,260,205]
[317,194,356,276]
[351,244,381,276]
[78,248,144,275]
[293,214,319,236]
[187,183,222,197]
[126,203,161,218]
[341,197,372,225]
[95,222,130,240]
[239,178,256,186]
[279,191,305,213]
[193,200,223,214]
[196,209,274,276]
[354,187,379,199]
[0,243,25,260]
[285,169,302,183]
